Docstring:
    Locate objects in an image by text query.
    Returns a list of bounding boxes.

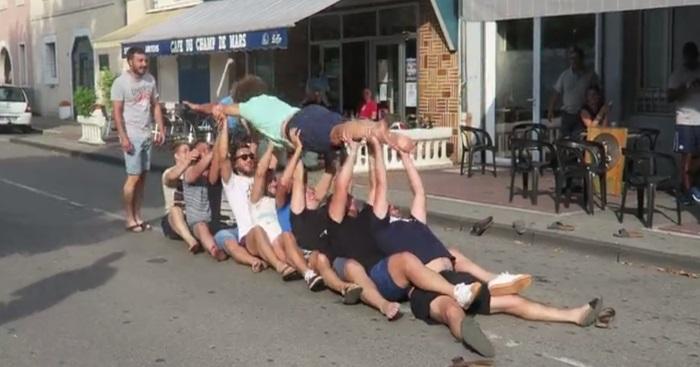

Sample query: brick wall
[418,0,460,157]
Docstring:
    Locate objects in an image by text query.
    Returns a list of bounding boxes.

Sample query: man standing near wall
[548,46,600,138]
[112,47,165,232]
[668,42,700,205]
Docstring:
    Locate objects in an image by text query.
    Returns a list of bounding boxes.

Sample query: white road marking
[0,178,122,220]
[542,353,594,367]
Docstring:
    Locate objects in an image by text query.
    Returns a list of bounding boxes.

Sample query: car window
[0,87,26,102]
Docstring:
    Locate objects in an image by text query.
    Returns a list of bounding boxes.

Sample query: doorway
[342,41,367,116]
[178,55,210,103]
[0,47,11,84]
[71,37,94,92]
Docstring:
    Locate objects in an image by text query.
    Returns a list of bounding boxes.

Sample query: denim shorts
[369,258,409,302]
[286,105,345,154]
[214,227,240,251]
[123,134,152,175]
[332,257,349,281]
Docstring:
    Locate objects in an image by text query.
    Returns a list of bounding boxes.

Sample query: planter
[77,110,107,145]
[58,105,72,120]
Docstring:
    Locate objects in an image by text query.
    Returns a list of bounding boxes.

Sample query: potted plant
[98,68,116,118]
[73,86,97,123]
[58,100,72,120]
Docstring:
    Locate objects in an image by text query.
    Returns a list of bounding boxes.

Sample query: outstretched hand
[212,104,225,121]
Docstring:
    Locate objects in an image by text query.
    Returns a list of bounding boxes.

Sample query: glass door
[321,45,341,111]
[494,19,534,158]
[374,42,401,120]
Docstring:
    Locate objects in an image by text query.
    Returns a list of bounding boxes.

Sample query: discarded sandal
[471,216,494,236]
[580,297,603,327]
[512,220,527,235]
[595,307,616,328]
[547,221,575,231]
[613,228,643,238]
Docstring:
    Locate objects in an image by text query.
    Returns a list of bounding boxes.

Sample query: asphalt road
[0,141,698,367]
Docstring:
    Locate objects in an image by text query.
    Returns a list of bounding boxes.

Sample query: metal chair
[618,150,682,228]
[460,126,497,177]
[554,139,601,214]
[509,138,556,205]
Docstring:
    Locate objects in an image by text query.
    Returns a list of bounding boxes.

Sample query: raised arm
[400,151,427,223]
[208,119,224,185]
[313,158,337,201]
[184,150,213,184]
[250,143,275,204]
[216,118,233,182]
[328,137,359,223]
[290,159,306,215]
[164,150,197,186]
[370,137,388,219]
[277,129,303,208]
[367,143,376,206]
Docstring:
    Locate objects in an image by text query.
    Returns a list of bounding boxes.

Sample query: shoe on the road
[454,282,481,309]
[488,272,532,296]
[470,216,493,236]
[305,271,326,292]
[690,186,700,203]
[460,316,495,358]
[678,192,695,206]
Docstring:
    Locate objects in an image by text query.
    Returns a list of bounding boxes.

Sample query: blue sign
[122,28,288,57]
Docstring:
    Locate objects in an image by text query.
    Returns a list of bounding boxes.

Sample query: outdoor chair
[580,140,608,210]
[510,123,551,170]
[618,150,682,228]
[627,128,660,152]
[508,138,556,205]
[460,126,497,177]
[554,139,601,215]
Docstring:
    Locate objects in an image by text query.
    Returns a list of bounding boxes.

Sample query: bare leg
[448,247,496,282]
[681,153,692,192]
[192,222,227,261]
[123,175,140,229]
[329,119,415,153]
[167,207,200,251]
[134,172,147,224]
[309,252,354,293]
[245,226,286,273]
[489,295,591,325]
[429,296,467,340]
[224,239,267,272]
[387,252,459,297]
[279,232,311,274]
[344,259,400,320]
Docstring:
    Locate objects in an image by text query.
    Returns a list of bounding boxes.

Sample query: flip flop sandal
[512,220,527,235]
[281,266,302,281]
[307,275,326,292]
[460,316,495,358]
[188,242,202,254]
[595,307,616,329]
[470,216,494,236]
[138,222,153,230]
[125,224,144,233]
[580,297,603,327]
[613,229,643,238]
[341,284,363,305]
[547,221,575,231]
[251,261,266,273]
[450,357,494,367]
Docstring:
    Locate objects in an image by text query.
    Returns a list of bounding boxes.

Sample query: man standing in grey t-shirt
[111,46,165,232]
[548,46,599,138]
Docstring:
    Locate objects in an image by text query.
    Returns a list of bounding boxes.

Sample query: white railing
[352,127,453,172]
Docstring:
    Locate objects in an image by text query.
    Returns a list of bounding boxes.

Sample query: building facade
[0,0,32,87]
[461,0,700,161]
[29,0,126,116]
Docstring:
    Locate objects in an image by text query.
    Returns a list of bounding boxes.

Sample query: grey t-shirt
[554,67,599,114]
[111,72,159,137]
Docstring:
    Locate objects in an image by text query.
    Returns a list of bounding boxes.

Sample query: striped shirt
[183,176,211,226]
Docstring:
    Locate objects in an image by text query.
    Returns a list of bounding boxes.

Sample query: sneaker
[488,272,532,296]
[678,193,694,206]
[306,274,326,292]
[453,282,482,309]
[690,186,700,203]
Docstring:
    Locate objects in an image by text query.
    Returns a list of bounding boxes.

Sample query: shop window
[378,6,416,36]
[637,9,672,114]
[148,56,158,81]
[98,54,110,71]
[252,51,275,91]
[343,11,377,38]
[310,15,341,41]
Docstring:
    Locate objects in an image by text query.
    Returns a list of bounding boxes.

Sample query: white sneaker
[488,272,532,296]
[453,282,482,308]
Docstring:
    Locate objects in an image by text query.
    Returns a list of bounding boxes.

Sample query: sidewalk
[10,117,700,271]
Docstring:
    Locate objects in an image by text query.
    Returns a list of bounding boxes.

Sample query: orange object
[587,127,628,195]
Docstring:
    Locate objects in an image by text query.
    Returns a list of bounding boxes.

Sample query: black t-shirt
[369,213,453,264]
[290,206,330,252]
[326,205,384,271]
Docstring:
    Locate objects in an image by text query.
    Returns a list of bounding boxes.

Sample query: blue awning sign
[122,28,288,57]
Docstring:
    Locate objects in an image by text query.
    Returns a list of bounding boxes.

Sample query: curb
[9,137,170,172]
[426,211,700,273]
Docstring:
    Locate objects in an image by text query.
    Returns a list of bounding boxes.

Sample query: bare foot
[251,259,268,273]
[380,301,401,321]
[187,242,202,254]
[208,246,228,262]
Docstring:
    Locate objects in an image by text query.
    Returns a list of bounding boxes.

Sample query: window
[251,51,274,91]
[378,6,416,36]
[343,11,376,38]
[98,54,110,70]
[16,0,25,5]
[0,0,7,10]
[148,56,158,81]
[43,37,58,85]
[636,9,673,114]
[310,15,340,41]
[18,43,27,85]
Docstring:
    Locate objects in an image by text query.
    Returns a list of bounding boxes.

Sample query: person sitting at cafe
[579,86,610,129]
[358,88,378,121]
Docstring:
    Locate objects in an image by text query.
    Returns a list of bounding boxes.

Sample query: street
[0,141,698,367]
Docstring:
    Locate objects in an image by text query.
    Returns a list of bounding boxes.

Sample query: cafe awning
[94,10,184,50]
[122,0,341,57]
[430,0,459,52]
[463,0,700,21]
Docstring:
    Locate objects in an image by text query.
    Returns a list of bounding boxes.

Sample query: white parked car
[0,85,32,132]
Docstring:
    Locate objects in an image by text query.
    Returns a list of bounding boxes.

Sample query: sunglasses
[235,153,255,161]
